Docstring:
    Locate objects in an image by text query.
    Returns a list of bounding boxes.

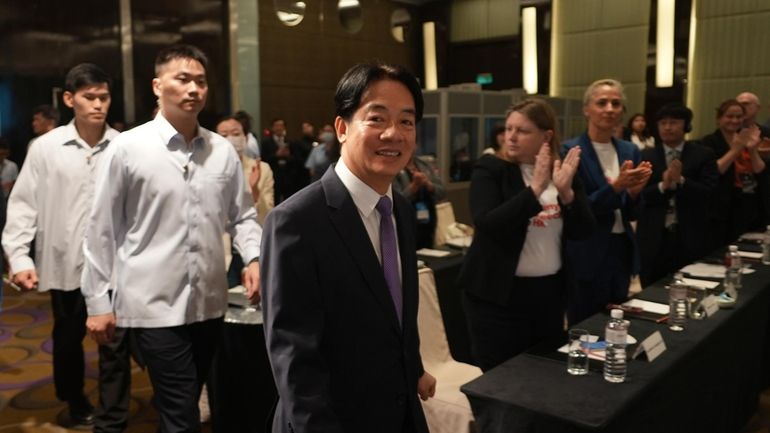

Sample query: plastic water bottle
[723,245,741,299]
[668,272,688,331]
[604,309,628,383]
[762,225,770,265]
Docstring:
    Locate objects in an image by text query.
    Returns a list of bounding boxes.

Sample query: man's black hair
[64,63,112,93]
[334,63,423,122]
[154,44,209,75]
[32,104,60,124]
[655,103,693,133]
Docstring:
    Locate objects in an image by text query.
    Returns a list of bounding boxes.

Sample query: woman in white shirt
[457,99,597,371]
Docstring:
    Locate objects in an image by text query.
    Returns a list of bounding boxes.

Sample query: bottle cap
[729,245,738,251]
[611,309,623,319]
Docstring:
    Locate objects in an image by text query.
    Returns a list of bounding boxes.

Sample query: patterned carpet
[0,285,213,432]
[0,284,768,432]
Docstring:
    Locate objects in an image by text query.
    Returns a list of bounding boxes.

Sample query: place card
[701,295,720,317]
[632,331,666,362]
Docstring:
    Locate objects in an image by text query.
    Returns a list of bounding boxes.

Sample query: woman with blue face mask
[305,124,340,182]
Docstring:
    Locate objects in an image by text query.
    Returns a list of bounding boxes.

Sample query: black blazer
[637,141,718,263]
[457,154,596,306]
[261,167,428,433]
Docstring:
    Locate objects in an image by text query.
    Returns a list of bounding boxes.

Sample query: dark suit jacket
[261,136,310,203]
[637,141,718,265]
[457,154,596,306]
[562,133,642,279]
[261,167,428,433]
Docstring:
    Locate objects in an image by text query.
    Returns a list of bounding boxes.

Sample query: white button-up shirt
[81,114,261,328]
[2,121,118,292]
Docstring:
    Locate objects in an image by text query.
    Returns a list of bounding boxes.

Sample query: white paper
[681,277,720,290]
[623,298,670,315]
[416,248,452,257]
[738,251,763,259]
[445,236,472,248]
[680,263,756,278]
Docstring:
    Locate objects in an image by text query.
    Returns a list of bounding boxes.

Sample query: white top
[2,121,118,291]
[592,141,625,234]
[630,134,655,150]
[515,164,563,277]
[80,114,262,328]
[335,158,402,285]
[1,159,19,197]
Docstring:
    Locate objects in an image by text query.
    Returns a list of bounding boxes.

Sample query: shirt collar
[335,157,393,218]
[664,142,685,153]
[62,120,116,150]
[154,112,205,149]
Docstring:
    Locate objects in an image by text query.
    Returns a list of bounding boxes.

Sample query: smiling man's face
[335,79,416,194]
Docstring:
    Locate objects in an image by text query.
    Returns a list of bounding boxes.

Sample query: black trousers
[568,234,632,326]
[463,272,566,372]
[49,289,88,403]
[94,327,132,433]
[134,317,223,433]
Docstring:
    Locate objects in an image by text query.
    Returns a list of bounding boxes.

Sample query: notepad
[681,277,720,290]
[623,299,670,315]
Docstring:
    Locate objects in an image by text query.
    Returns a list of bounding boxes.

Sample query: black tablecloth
[209,323,277,433]
[461,260,770,433]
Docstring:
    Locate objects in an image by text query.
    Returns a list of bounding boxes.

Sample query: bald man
[736,92,770,138]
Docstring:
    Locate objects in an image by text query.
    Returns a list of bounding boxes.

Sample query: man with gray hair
[736,91,770,138]
[562,78,652,324]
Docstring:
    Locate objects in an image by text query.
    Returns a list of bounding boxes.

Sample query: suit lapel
[321,168,403,334]
[579,133,610,189]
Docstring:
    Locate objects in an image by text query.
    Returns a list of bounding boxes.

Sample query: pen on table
[3,277,23,292]
[655,315,668,324]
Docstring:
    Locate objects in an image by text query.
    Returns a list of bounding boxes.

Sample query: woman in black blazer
[458,99,596,371]
[701,99,766,248]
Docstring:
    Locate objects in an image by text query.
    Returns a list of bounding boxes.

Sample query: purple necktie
[376,196,403,326]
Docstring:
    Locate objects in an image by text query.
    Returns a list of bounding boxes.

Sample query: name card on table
[632,331,666,362]
[701,295,720,317]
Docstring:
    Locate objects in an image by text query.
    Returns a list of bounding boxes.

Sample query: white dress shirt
[1,159,19,198]
[335,158,402,285]
[2,121,118,292]
[81,114,261,328]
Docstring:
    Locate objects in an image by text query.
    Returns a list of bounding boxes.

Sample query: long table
[461,255,770,433]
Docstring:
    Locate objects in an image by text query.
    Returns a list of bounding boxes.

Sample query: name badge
[632,330,666,362]
[701,295,720,317]
[415,201,430,223]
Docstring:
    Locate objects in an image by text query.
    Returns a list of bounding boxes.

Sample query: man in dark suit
[261,118,309,204]
[562,79,652,324]
[637,104,718,286]
[261,63,435,433]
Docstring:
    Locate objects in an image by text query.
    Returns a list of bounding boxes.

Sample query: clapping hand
[613,160,651,193]
[662,159,682,189]
[553,146,581,204]
[627,161,652,198]
[531,143,552,197]
[741,125,762,151]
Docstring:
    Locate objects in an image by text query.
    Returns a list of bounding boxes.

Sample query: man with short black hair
[3,63,119,428]
[81,44,261,433]
[31,104,59,138]
[262,63,435,433]
[637,103,718,285]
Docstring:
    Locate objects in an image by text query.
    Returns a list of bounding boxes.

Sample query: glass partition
[449,117,478,182]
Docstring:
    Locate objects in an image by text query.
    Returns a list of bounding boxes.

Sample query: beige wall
[687,0,770,138]
[549,0,651,121]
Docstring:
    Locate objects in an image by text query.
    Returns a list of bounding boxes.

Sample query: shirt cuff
[85,292,113,316]
[9,256,35,275]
